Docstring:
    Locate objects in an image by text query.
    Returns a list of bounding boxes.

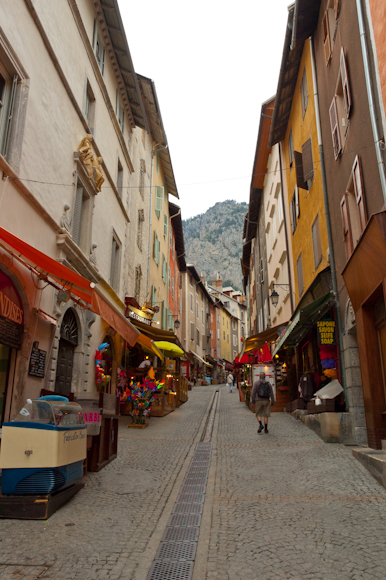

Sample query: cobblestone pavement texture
[206,388,386,580]
[0,387,214,580]
[1,386,386,580]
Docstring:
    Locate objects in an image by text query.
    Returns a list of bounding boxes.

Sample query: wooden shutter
[154,231,159,264]
[295,186,300,219]
[294,151,307,190]
[3,75,17,158]
[72,184,83,245]
[329,97,341,159]
[352,155,367,233]
[322,12,331,65]
[340,47,351,118]
[311,215,322,268]
[302,138,314,182]
[340,193,353,260]
[290,196,296,234]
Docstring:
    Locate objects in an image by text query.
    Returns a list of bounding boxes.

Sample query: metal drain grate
[180,483,206,494]
[147,560,194,580]
[162,526,200,543]
[173,502,203,515]
[168,514,201,527]
[184,474,207,484]
[187,466,209,473]
[177,492,205,503]
[155,542,197,562]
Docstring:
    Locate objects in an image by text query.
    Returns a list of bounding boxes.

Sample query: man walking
[251,372,275,433]
[227,372,234,393]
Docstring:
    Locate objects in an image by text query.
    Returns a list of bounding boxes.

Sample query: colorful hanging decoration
[120,368,164,425]
[95,343,111,392]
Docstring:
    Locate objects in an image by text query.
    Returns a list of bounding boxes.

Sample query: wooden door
[55,339,75,396]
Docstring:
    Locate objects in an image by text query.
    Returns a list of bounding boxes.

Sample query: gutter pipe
[355,0,386,205]
[309,37,348,407]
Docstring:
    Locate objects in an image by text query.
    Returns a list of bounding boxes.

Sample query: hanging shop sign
[125,304,153,326]
[316,319,336,345]
[0,271,24,349]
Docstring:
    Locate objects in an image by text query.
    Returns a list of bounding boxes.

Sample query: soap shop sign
[317,319,336,345]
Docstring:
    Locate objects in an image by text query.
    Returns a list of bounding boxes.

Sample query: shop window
[137,209,144,251]
[330,48,351,159]
[340,155,367,260]
[300,69,308,118]
[297,253,304,297]
[93,20,105,75]
[139,159,145,199]
[288,130,294,167]
[155,185,164,219]
[116,90,124,134]
[0,30,29,170]
[84,78,95,135]
[110,231,121,292]
[311,214,322,269]
[72,180,92,254]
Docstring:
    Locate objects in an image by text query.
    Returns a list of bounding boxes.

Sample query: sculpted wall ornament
[60,203,72,233]
[77,135,104,192]
[90,243,97,266]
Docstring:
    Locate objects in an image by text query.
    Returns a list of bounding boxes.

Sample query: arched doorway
[55,309,79,396]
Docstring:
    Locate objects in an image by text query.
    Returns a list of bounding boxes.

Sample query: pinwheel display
[120,374,164,425]
[95,343,111,392]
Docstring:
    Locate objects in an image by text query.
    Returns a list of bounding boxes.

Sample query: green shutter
[155,186,164,218]
[72,185,83,245]
[154,231,159,265]
[163,213,168,237]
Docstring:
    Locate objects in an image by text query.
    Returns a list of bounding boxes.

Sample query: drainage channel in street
[146,390,219,580]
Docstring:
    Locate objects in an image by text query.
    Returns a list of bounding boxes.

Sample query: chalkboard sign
[28,347,47,378]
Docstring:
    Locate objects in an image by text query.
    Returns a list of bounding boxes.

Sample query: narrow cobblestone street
[1,386,386,580]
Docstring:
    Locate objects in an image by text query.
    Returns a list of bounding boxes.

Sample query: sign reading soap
[317,319,336,345]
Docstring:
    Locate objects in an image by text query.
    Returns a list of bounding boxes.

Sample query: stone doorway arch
[55,308,79,396]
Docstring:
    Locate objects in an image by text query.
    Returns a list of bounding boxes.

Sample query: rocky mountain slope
[182,200,248,291]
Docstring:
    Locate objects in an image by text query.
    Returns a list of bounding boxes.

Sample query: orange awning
[0,226,93,304]
[0,227,140,346]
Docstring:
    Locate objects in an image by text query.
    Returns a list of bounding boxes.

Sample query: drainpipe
[278,142,295,315]
[356,0,386,205]
[309,37,348,407]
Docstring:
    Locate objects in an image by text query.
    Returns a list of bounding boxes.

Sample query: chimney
[211,275,222,291]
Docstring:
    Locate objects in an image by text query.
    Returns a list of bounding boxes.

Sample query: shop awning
[190,351,212,367]
[129,318,181,345]
[154,341,184,358]
[136,334,164,363]
[273,292,334,356]
[0,226,140,346]
[237,322,288,360]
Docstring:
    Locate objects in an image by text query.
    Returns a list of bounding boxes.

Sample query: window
[117,158,123,198]
[169,224,172,248]
[72,180,92,253]
[163,213,168,238]
[172,277,174,299]
[297,253,304,297]
[155,185,164,219]
[330,48,352,159]
[168,266,171,290]
[329,97,341,159]
[227,334,229,344]
[278,189,284,227]
[302,137,314,187]
[189,275,193,287]
[190,322,195,341]
[290,187,299,234]
[233,335,237,346]
[288,130,294,166]
[116,90,124,133]
[196,329,200,346]
[300,70,308,118]
[322,11,331,65]
[311,215,322,268]
[156,151,159,174]
[190,292,193,311]
[134,265,142,303]
[227,319,229,329]
[217,329,220,340]
[84,79,95,134]
[179,273,182,290]
[196,301,199,317]
[340,155,367,260]
[223,330,225,340]
[202,308,204,324]
[241,311,245,322]
[162,254,167,284]
[93,20,105,75]
[137,209,144,251]
[139,160,145,199]
[110,232,121,292]
[153,231,160,265]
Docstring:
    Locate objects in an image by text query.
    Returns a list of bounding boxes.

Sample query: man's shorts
[255,399,271,417]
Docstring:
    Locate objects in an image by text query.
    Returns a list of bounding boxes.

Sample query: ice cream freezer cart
[0,396,86,518]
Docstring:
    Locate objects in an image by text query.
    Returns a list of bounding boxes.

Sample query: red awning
[0,226,93,304]
[234,342,273,365]
[0,227,140,346]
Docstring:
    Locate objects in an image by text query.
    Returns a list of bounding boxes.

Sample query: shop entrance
[55,309,79,396]
[0,343,12,426]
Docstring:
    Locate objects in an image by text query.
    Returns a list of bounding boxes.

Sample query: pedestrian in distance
[227,372,234,392]
[251,371,275,433]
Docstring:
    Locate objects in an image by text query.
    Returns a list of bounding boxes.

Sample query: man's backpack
[257,381,271,399]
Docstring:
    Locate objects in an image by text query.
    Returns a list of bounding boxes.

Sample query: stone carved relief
[60,203,72,233]
[85,310,96,338]
[77,135,104,192]
[89,243,98,266]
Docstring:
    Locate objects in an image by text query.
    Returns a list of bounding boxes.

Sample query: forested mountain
[182,200,248,291]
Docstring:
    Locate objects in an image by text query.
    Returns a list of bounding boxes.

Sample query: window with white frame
[93,20,105,75]
[155,185,164,219]
[110,232,122,292]
[196,301,199,317]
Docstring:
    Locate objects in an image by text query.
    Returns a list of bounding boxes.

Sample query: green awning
[273,292,334,356]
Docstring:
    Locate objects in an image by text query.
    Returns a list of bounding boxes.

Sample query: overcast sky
[118,0,292,220]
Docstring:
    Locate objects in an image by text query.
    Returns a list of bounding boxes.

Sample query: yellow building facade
[281,40,329,307]
[220,306,231,361]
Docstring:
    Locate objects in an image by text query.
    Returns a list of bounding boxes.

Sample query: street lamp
[269,283,290,308]
[174,319,180,330]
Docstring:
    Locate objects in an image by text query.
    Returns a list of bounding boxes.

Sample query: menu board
[28,347,47,378]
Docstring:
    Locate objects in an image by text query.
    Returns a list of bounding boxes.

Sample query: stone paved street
[1,385,386,580]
